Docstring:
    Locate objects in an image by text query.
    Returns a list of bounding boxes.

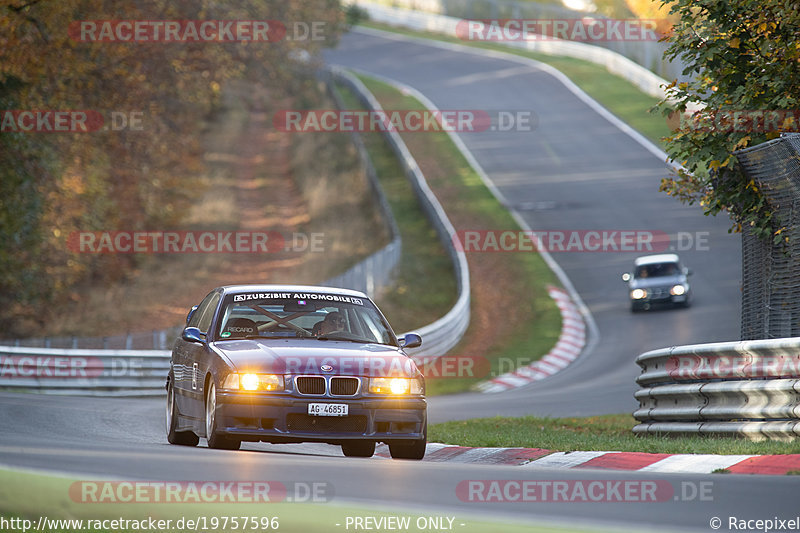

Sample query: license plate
[308,403,348,417]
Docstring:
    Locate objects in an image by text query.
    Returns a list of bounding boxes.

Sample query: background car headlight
[631,288,647,300]
[671,284,686,296]
[223,373,284,391]
[369,377,424,395]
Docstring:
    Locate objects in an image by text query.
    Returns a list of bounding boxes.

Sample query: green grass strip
[0,467,615,533]
[332,83,458,334]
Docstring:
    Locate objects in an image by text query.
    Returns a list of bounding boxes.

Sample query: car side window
[196,293,221,334]
[188,291,219,331]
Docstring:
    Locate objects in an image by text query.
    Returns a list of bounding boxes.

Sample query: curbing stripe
[637,454,756,474]
[575,452,673,471]
[523,451,614,468]
[726,455,800,475]
[376,443,797,475]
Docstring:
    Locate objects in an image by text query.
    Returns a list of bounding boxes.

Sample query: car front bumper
[216,391,426,443]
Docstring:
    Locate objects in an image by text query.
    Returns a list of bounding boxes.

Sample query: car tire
[341,440,376,458]
[166,378,199,447]
[388,422,426,460]
[205,381,240,450]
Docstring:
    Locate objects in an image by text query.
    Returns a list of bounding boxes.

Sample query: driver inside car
[316,311,344,336]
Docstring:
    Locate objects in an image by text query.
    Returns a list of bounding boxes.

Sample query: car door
[174,291,220,421]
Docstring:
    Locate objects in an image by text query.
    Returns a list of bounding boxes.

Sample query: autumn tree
[0,0,344,335]
[657,0,800,240]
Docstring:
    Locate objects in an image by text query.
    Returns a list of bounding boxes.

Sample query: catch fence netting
[736,133,800,339]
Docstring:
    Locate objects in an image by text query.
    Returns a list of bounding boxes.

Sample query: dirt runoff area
[42,81,389,338]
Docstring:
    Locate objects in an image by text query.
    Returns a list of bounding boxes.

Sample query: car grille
[294,376,360,396]
[330,377,359,396]
[648,287,671,299]
[286,414,367,433]
[296,376,325,395]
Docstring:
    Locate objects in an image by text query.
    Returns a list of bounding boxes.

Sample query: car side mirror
[185,305,198,325]
[622,272,631,282]
[399,333,422,349]
[182,326,206,344]
[685,267,693,276]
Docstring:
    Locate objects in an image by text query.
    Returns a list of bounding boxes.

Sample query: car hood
[211,339,420,377]
[628,275,687,289]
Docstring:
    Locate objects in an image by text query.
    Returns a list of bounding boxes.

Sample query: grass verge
[331,84,458,334]
[429,414,800,455]
[0,467,611,533]
[338,75,562,395]
[358,21,673,147]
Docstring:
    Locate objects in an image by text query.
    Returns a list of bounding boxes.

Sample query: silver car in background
[622,253,692,312]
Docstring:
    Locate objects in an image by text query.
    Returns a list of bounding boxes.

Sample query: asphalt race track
[1,27,776,533]
[1,392,796,532]
[324,28,742,421]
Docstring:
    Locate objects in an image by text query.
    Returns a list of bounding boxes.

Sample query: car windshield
[214,292,398,346]
[635,262,680,278]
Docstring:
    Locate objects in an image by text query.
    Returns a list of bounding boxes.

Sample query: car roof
[634,253,681,266]
[218,284,369,299]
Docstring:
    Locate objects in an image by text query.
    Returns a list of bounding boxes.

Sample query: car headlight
[369,377,424,395]
[671,284,686,296]
[223,373,284,391]
[631,288,647,300]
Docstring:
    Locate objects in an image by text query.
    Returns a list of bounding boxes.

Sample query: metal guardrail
[6,327,182,351]
[634,338,800,441]
[0,68,471,395]
[329,67,471,359]
[0,345,170,396]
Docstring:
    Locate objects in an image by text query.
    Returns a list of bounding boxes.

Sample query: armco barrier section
[633,337,800,441]
[0,345,170,396]
[350,1,673,101]
[329,67,471,359]
[0,68,470,395]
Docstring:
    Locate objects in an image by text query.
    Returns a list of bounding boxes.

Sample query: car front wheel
[205,381,240,450]
[166,378,199,447]
[388,422,426,460]
[341,440,376,458]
